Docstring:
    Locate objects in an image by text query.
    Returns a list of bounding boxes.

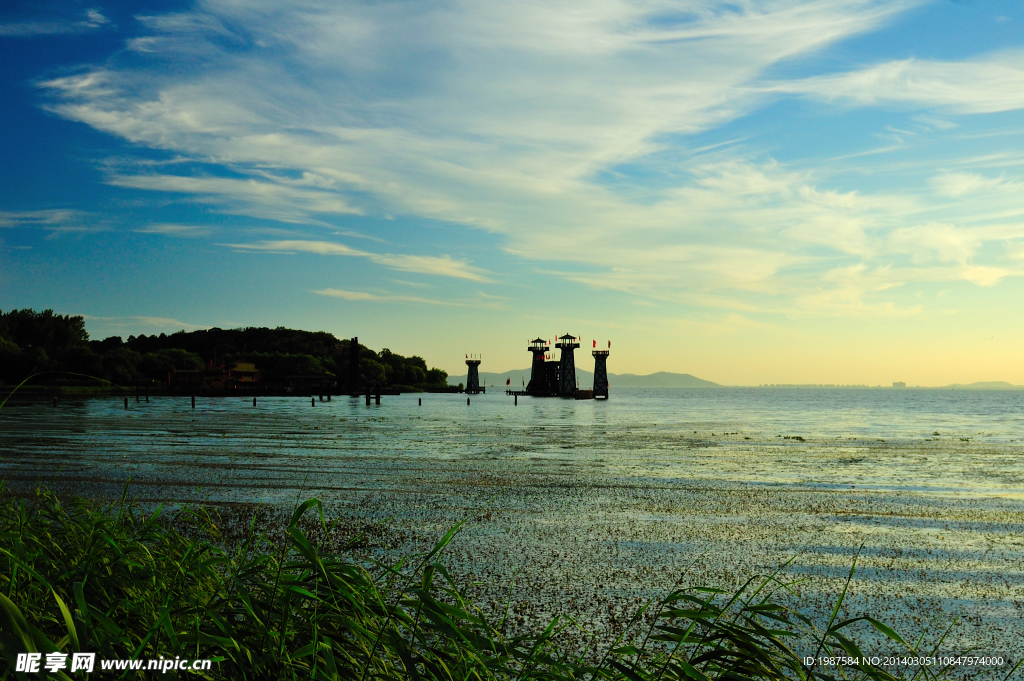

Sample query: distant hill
[610,372,719,387]
[940,381,1024,390]
[449,368,719,388]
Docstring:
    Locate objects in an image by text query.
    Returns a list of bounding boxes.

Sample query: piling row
[70,393,500,411]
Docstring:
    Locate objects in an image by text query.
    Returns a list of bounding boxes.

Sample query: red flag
[506,378,510,386]
[608,340,611,348]
[593,340,596,348]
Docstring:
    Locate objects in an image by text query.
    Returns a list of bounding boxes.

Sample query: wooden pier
[506,388,595,399]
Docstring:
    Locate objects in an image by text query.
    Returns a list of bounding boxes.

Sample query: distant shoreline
[449,368,1024,390]
[11,382,1024,397]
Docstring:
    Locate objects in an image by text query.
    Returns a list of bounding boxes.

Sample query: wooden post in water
[418,398,421,406]
[191,395,196,409]
[375,393,380,405]
[514,395,517,406]
[467,397,471,405]
[124,397,128,410]
[311,397,315,407]
[253,397,257,406]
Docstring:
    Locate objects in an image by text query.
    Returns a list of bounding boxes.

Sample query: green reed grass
[0,487,1017,681]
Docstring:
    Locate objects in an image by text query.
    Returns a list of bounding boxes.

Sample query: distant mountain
[610,372,719,387]
[448,368,719,388]
[940,381,1024,390]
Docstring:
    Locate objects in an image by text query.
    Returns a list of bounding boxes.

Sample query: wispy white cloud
[793,263,921,317]
[959,265,1010,287]
[369,254,490,282]
[223,239,491,281]
[106,174,362,223]
[912,114,958,131]
[136,223,212,237]
[0,209,97,232]
[313,288,499,307]
[225,239,364,256]
[772,53,1024,114]
[929,172,1019,198]
[33,0,1024,316]
[0,209,80,228]
[0,9,110,37]
[887,222,981,264]
[313,289,448,305]
[390,279,434,289]
[37,0,915,224]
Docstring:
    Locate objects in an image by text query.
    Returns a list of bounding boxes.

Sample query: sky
[3,0,1024,386]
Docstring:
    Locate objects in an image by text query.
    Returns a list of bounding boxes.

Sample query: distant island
[0,308,454,394]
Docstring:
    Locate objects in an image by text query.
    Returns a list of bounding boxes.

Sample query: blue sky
[3,0,1024,385]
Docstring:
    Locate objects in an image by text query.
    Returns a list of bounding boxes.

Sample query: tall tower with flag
[592,340,610,399]
[526,338,549,393]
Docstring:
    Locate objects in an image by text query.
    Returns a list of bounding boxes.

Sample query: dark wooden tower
[556,334,579,397]
[592,345,609,399]
[465,357,482,394]
[526,338,548,393]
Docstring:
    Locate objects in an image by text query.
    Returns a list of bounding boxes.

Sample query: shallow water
[3,388,1024,666]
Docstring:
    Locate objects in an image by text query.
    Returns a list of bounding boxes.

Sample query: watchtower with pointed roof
[526,338,549,394]
[556,334,579,397]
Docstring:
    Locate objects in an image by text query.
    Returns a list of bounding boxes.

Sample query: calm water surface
[3,387,1024,498]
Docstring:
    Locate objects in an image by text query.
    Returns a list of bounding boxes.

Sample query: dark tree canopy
[0,309,88,350]
[0,310,448,390]
[0,309,92,383]
[123,327,340,359]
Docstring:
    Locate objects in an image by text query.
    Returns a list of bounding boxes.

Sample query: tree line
[0,309,451,391]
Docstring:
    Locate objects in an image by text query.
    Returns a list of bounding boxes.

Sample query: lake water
[3,388,1024,663]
